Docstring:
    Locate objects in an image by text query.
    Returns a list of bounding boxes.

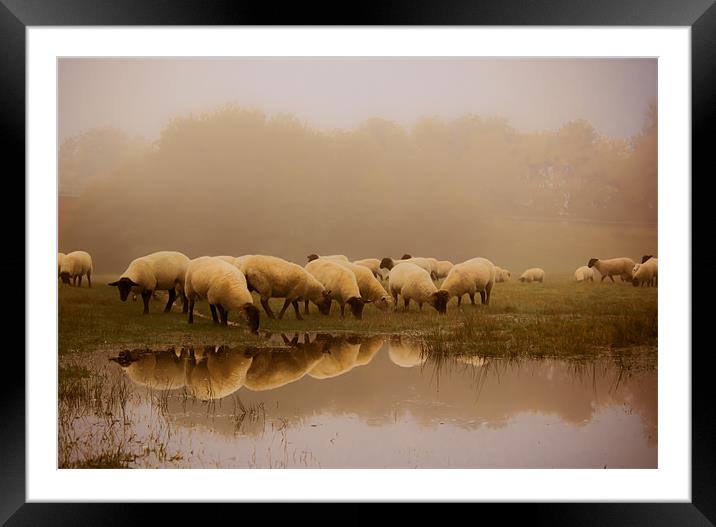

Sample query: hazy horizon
[59,57,656,143]
[58,57,657,274]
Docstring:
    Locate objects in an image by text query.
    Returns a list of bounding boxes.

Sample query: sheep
[641,254,656,264]
[441,257,496,306]
[305,258,369,319]
[184,256,260,333]
[380,256,439,280]
[109,250,190,314]
[353,258,384,280]
[519,268,545,283]
[57,252,65,278]
[59,250,93,287]
[574,265,595,282]
[306,253,349,262]
[435,260,454,279]
[494,266,512,283]
[632,257,658,287]
[388,262,449,314]
[235,254,332,320]
[587,257,636,283]
[327,260,392,310]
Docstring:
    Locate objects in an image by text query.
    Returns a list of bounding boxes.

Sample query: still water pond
[62,333,656,468]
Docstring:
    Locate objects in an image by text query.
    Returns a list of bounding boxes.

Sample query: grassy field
[59,273,657,362]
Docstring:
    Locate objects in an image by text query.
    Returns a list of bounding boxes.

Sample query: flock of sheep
[57,250,657,334]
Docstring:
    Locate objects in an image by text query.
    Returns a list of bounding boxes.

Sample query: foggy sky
[59,58,656,142]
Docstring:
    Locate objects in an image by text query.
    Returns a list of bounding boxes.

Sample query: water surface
[61,333,657,468]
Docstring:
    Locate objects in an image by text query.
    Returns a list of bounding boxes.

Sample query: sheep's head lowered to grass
[109,277,140,301]
[346,297,372,320]
[430,290,450,315]
[316,290,333,315]
[244,304,260,334]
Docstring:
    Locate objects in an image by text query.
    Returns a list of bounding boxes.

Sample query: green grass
[59,273,657,361]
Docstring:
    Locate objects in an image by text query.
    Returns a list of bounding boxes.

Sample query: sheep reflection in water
[111,333,387,399]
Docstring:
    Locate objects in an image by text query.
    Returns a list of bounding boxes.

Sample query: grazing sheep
[519,268,545,283]
[353,258,384,279]
[305,259,368,319]
[441,257,496,306]
[574,266,595,283]
[632,257,658,287]
[331,260,392,310]
[388,262,449,314]
[109,250,190,314]
[184,256,260,333]
[380,256,439,280]
[59,250,93,287]
[494,266,512,283]
[306,253,349,262]
[587,257,636,283]
[57,252,66,278]
[436,260,454,280]
[236,255,332,320]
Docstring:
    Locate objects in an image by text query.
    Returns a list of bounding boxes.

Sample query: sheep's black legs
[403,298,410,311]
[292,300,303,320]
[209,304,219,323]
[164,288,177,312]
[304,299,310,315]
[469,293,475,305]
[340,304,345,318]
[87,272,92,288]
[260,297,276,319]
[188,299,195,323]
[141,290,152,314]
[278,299,291,319]
[457,295,462,307]
[480,291,487,304]
[485,285,492,305]
[180,292,188,313]
[78,275,83,287]
[220,307,229,326]
[608,275,615,283]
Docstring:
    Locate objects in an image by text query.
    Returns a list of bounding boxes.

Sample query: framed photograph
[7,0,707,523]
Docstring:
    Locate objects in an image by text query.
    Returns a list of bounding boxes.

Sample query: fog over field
[58,58,657,274]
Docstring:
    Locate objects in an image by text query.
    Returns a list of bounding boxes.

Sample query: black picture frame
[5,0,706,523]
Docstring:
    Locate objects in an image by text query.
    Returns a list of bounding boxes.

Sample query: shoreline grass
[59,273,657,361]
